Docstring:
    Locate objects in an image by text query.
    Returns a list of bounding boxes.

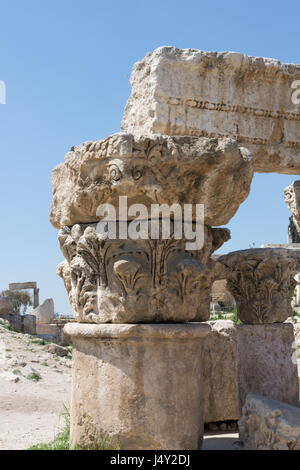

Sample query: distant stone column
[33,288,39,308]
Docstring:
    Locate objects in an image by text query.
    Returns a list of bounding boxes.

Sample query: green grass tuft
[28,406,70,450]
[229,307,243,324]
[27,372,41,382]
[28,407,119,450]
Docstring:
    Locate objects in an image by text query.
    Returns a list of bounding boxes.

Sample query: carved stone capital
[50,133,253,229]
[217,248,300,324]
[58,223,230,323]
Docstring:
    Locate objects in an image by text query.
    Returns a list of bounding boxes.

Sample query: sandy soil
[0,323,72,450]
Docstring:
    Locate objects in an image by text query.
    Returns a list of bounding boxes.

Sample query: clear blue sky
[0,0,299,315]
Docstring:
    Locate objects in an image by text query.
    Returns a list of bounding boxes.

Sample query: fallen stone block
[239,394,300,450]
[236,323,299,410]
[44,343,69,357]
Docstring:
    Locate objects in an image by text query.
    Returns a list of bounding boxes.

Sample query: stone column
[33,287,39,308]
[217,248,300,411]
[51,133,254,449]
[65,322,210,450]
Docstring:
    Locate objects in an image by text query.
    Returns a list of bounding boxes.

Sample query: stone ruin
[0,282,39,335]
[0,282,71,345]
[50,47,300,450]
[8,281,40,308]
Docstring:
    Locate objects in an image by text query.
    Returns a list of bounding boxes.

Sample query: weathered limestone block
[284,180,300,233]
[23,314,36,335]
[203,321,299,424]
[217,248,300,323]
[58,222,229,323]
[239,394,300,450]
[65,322,211,450]
[50,133,253,229]
[122,46,300,174]
[0,313,36,334]
[0,313,23,332]
[0,297,15,315]
[36,323,58,336]
[31,298,54,324]
[203,320,239,423]
[237,323,299,410]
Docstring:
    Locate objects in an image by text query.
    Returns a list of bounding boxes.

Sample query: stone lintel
[122,47,300,175]
[9,282,37,290]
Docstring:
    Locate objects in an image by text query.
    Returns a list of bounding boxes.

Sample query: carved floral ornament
[50,133,253,229]
[57,223,230,323]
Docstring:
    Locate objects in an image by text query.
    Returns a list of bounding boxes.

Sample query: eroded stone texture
[65,322,211,450]
[50,133,253,229]
[31,298,54,324]
[237,324,299,410]
[58,222,229,323]
[284,180,300,233]
[203,321,299,423]
[217,248,300,323]
[0,297,14,315]
[122,46,300,174]
[239,394,300,450]
[203,320,239,423]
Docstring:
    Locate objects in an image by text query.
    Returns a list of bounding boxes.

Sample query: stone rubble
[239,394,300,450]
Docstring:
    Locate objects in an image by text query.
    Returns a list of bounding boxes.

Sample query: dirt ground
[0,323,72,450]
